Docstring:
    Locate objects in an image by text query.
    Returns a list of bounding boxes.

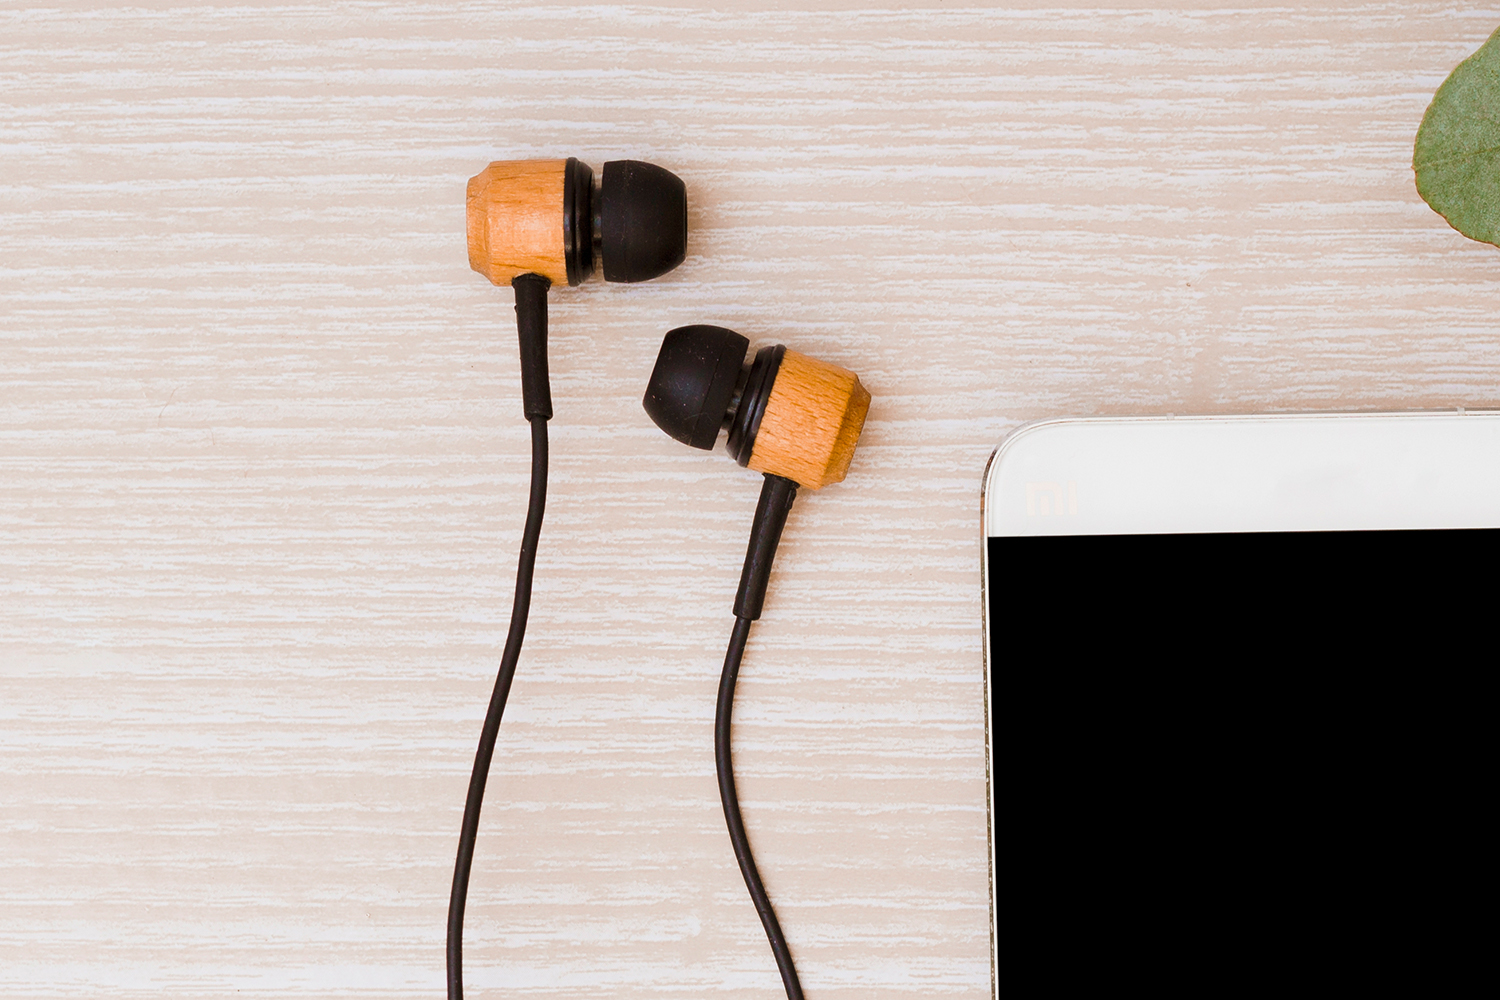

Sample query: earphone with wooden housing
[449,156,688,1000]
[643,323,873,1000]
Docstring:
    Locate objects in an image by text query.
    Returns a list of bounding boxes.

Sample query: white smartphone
[981,412,1493,995]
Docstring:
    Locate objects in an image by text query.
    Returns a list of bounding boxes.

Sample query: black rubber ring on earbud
[727,344,784,467]
[562,158,595,286]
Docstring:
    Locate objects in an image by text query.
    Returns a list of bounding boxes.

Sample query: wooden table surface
[4,3,1499,997]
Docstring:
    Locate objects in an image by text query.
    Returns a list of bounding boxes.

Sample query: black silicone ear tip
[643,325,749,450]
[600,160,688,283]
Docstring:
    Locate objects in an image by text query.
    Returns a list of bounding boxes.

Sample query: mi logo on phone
[1026,481,1078,516]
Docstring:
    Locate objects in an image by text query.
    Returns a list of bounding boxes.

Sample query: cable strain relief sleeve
[733,473,798,620]
[512,273,553,421]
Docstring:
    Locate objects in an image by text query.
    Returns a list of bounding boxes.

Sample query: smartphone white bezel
[979,409,1500,999]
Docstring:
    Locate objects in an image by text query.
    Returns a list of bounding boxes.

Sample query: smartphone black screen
[988,530,1489,989]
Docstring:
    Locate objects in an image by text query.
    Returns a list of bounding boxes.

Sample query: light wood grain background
[4,2,1499,997]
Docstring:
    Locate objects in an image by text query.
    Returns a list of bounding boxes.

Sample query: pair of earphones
[449,157,871,1000]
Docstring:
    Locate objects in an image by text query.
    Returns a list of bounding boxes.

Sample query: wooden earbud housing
[643,326,872,491]
[746,350,870,490]
[466,159,576,287]
[467,157,687,288]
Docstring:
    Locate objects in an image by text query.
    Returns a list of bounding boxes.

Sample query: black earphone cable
[447,414,546,1000]
[716,473,805,1000]
[448,274,553,1000]
[717,614,806,1000]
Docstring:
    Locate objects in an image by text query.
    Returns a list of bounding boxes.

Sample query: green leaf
[1415,26,1500,248]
